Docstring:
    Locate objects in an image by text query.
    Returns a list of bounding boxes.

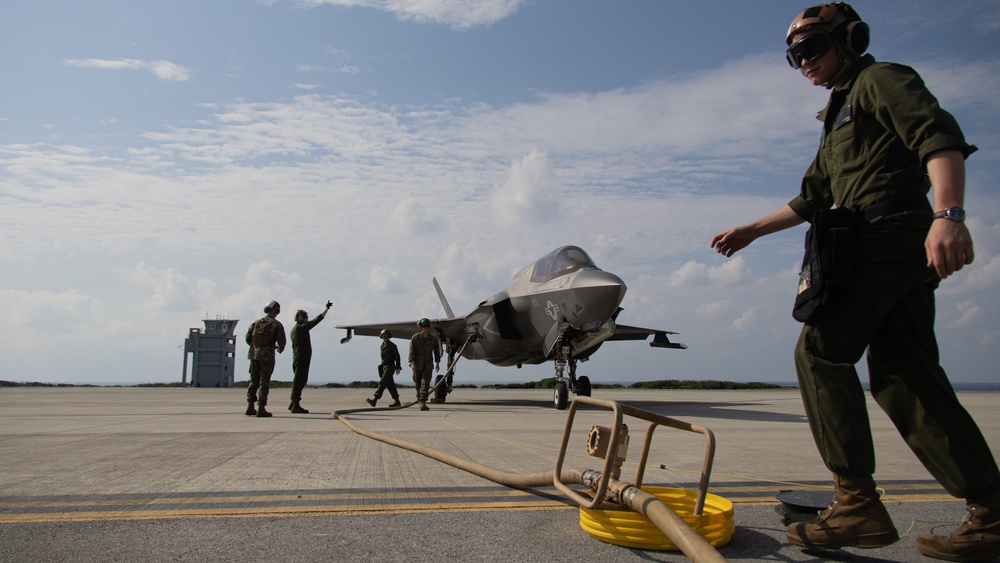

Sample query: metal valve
[587,424,629,481]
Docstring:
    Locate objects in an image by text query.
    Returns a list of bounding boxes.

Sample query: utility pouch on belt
[793,207,856,323]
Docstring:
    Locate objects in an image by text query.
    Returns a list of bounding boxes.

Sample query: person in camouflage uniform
[288,301,332,414]
[408,318,440,411]
[366,329,402,408]
[244,300,286,418]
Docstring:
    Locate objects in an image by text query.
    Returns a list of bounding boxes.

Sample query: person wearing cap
[408,318,441,411]
[288,300,332,414]
[366,329,402,408]
[244,300,287,418]
[710,3,999,559]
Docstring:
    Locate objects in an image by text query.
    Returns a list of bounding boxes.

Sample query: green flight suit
[375,339,401,402]
[290,314,325,403]
[788,55,1000,499]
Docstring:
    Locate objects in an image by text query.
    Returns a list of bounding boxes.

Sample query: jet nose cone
[572,269,627,319]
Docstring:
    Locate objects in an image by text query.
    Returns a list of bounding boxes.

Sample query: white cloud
[491,148,559,226]
[979,331,1000,351]
[2,289,102,338]
[947,299,984,329]
[125,262,198,311]
[63,58,191,82]
[667,257,752,288]
[958,255,1000,292]
[298,0,530,29]
[696,299,733,318]
[914,59,1000,120]
[731,306,759,331]
[367,265,404,294]
[391,198,443,235]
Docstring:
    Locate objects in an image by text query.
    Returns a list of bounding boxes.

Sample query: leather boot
[366,398,377,407]
[389,398,401,407]
[787,473,899,549]
[290,401,308,414]
[245,401,256,416]
[420,402,429,411]
[256,404,272,417]
[916,493,1000,561]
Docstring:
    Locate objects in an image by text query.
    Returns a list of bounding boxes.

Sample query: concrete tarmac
[1,386,997,562]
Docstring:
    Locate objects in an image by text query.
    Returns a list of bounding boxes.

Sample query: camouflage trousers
[412,365,432,403]
[247,355,276,406]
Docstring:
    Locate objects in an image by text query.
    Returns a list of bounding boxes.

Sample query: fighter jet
[337,245,686,409]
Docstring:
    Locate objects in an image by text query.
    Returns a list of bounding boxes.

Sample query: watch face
[948,207,966,221]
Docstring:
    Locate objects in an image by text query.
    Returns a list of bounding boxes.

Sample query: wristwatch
[932,207,966,222]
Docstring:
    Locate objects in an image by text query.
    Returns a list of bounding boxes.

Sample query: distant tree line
[3,379,786,390]
[627,379,784,390]
[483,378,784,390]
[0,380,99,388]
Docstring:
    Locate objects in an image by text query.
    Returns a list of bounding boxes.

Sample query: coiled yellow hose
[580,486,734,550]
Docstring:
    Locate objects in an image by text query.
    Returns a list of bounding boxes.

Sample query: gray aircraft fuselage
[460,253,626,367]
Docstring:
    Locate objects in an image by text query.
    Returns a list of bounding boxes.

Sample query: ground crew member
[710,3,1000,560]
[408,318,440,411]
[366,329,402,408]
[289,300,332,414]
[245,300,286,418]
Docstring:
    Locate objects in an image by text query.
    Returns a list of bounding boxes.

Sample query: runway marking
[0,480,954,524]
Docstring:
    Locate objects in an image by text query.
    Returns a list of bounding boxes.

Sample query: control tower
[182,318,238,388]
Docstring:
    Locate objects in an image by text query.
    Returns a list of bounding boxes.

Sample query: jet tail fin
[433,277,456,318]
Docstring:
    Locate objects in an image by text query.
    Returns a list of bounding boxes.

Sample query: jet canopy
[530,246,597,282]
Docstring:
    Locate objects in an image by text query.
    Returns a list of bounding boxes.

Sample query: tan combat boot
[787,473,899,549]
[916,494,1000,561]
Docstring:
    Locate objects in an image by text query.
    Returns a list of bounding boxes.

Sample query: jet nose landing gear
[552,344,592,410]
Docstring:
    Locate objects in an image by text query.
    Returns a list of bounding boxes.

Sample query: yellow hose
[581,486,733,551]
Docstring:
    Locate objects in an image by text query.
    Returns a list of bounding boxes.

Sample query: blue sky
[2,0,999,386]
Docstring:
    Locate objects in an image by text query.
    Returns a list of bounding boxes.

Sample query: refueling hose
[623,486,725,560]
[333,398,727,561]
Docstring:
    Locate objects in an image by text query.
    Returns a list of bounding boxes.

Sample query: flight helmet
[264,300,281,313]
[786,3,869,59]
[380,329,392,338]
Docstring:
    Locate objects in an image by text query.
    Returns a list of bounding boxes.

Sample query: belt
[860,194,931,222]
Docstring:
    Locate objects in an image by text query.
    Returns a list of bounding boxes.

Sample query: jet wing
[609,324,687,349]
[336,317,466,345]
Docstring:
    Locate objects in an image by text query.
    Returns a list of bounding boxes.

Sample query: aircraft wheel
[554,382,568,410]
[577,375,591,397]
[433,375,447,403]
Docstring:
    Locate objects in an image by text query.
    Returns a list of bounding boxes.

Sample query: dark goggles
[786,32,834,69]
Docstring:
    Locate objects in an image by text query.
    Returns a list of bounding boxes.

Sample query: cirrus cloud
[64,58,191,82]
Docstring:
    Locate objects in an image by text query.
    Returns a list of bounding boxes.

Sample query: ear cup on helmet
[842,20,870,57]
